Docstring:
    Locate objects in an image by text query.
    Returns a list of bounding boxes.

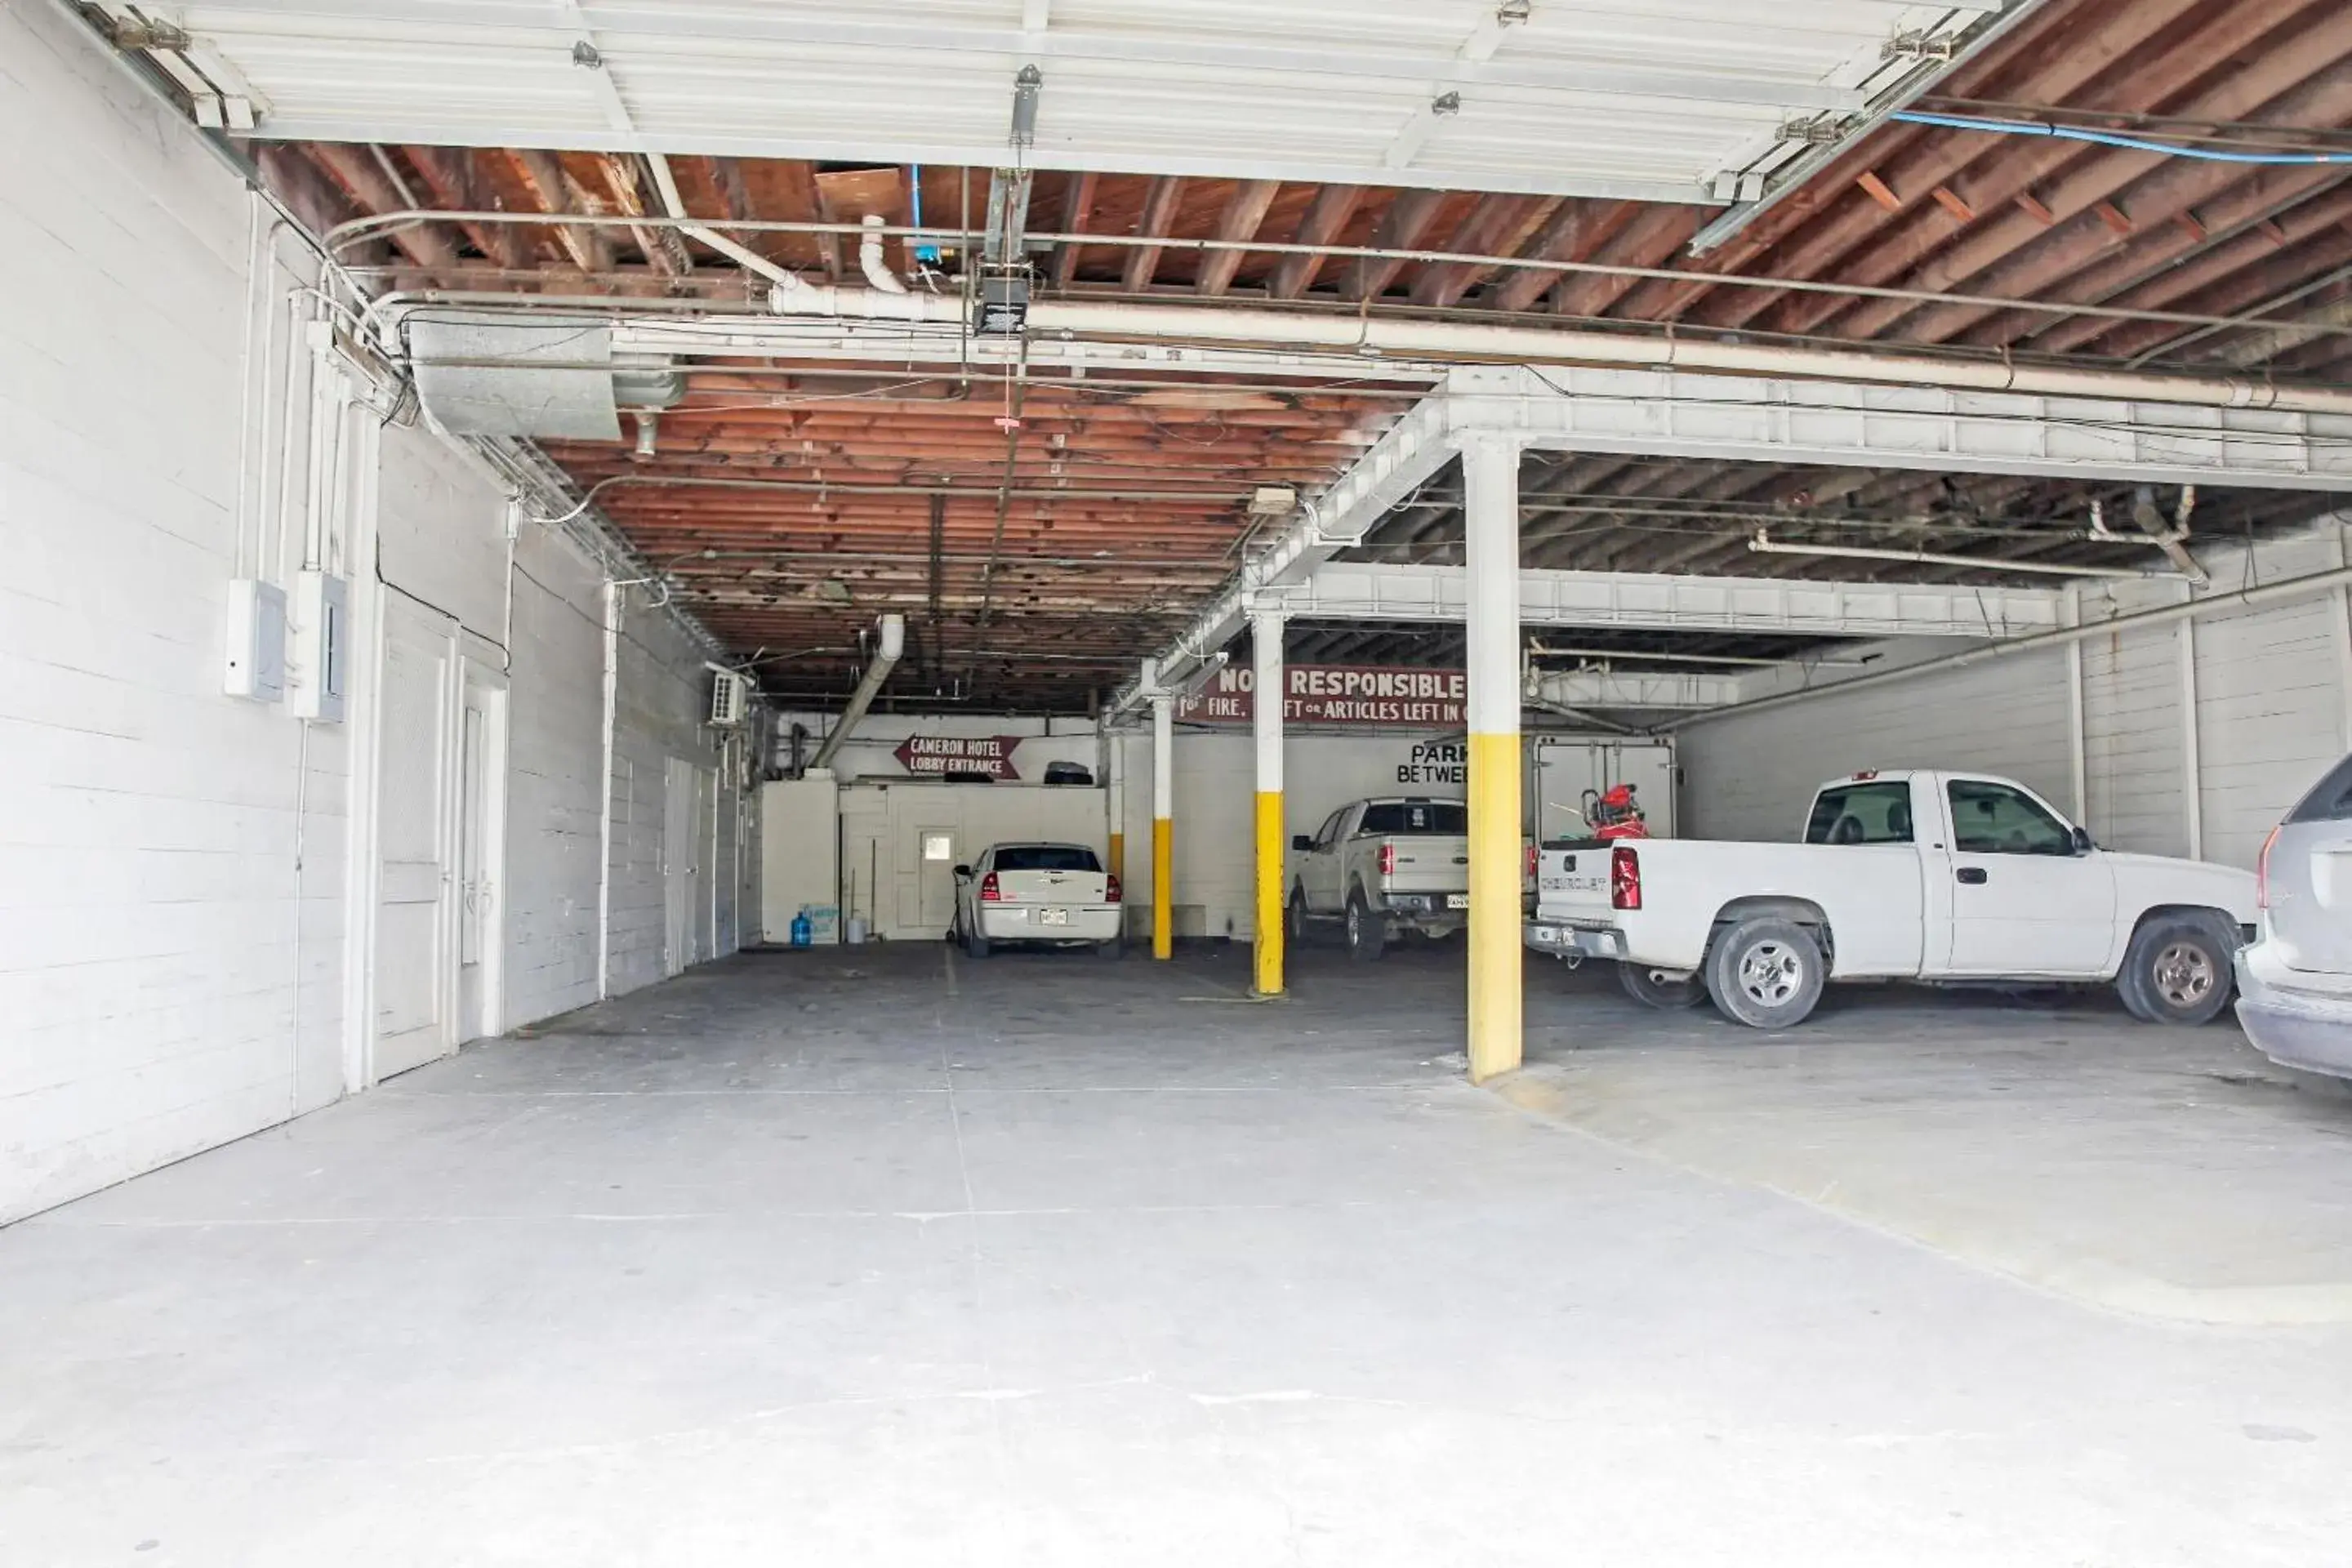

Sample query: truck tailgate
[1535,844,1616,923]
[1379,835,1470,895]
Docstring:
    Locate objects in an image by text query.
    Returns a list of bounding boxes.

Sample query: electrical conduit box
[222,579,287,702]
[286,571,350,722]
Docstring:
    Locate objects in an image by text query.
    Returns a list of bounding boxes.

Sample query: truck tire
[2115,915,2234,1026]
[1619,962,1704,1009]
[1704,916,1824,1030]
[1344,889,1387,963]
[1288,887,1312,946]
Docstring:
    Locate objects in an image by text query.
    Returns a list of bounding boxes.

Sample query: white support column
[1151,672,1175,961]
[2179,608,2203,860]
[1106,722,1127,889]
[1251,604,1286,996]
[2335,526,2352,750]
[2065,586,2087,823]
[1460,433,1523,1083]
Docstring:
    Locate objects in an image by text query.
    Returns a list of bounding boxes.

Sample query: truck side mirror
[1291,835,1314,852]
[2069,826,2094,855]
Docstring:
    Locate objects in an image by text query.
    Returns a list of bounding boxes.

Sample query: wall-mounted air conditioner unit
[709,669,751,727]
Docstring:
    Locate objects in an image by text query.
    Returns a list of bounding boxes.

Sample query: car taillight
[1525,842,1537,880]
[1610,844,1642,911]
[1105,873,1122,905]
[1379,842,1396,876]
[979,871,1001,902]
[2256,825,2278,911]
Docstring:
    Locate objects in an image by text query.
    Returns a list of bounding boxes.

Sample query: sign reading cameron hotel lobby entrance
[1177,665,1467,728]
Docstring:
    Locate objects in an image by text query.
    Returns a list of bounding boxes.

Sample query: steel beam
[1110,392,1459,711]
[1298,562,2065,639]
[1448,365,2352,491]
[1531,670,1742,709]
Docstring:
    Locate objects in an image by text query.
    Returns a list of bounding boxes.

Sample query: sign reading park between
[893,733,1023,780]
[1177,665,1467,728]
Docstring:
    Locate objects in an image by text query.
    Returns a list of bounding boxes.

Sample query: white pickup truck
[1286,797,1472,961]
[1525,769,2258,1029]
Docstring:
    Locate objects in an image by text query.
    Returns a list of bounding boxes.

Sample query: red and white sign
[893,734,1024,779]
[1177,665,1467,728]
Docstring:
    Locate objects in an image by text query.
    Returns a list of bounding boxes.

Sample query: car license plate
[1446,893,1470,910]
[1039,907,1070,926]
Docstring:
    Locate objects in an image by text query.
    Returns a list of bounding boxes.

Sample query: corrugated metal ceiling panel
[158,0,2016,201]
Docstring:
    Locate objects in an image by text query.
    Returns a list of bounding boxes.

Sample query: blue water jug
[790,911,813,948]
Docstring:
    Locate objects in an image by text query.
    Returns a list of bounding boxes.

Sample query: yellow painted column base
[1151,817,1174,960]
[1252,791,1285,996]
[1466,730,1523,1083]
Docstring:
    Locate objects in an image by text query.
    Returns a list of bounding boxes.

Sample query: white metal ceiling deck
[133,0,2015,202]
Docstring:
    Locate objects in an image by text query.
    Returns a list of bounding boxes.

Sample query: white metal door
[374,599,457,1080]
[915,826,958,936]
[456,661,506,1043]
[662,755,698,977]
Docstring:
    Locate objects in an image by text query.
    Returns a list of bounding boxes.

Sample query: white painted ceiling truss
[1530,670,1744,710]
[1120,361,2352,709]
[1297,562,2065,640]
[101,1,2016,203]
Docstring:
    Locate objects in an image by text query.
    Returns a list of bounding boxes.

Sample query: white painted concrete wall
[1679,522,2352,870]
[0,2,746,1221]
[606,592,746,996]
[1115,729,1471,938]
[0,4,342,1220]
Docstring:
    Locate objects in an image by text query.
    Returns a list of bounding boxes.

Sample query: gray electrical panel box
[287,571,350,722]
[222,579,288,703]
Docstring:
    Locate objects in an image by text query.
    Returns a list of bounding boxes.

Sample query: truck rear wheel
[2116,915,2234,1026]
[1344,890,1386,963]
[1619,963,1704,1009]
[1704,917,1824,1030]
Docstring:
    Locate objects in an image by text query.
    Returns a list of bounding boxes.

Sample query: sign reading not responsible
[893,734,1024,780]
[1177,665,1466,728]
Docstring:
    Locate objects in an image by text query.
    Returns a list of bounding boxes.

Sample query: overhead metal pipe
[748,287,2352,416]
[318,207,2333,340]
[1746,529,2181,580]
[807,614,906,773]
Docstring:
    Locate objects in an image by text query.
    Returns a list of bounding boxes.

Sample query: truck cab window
[1948,781,2073,856]
[1802,782,1914,845]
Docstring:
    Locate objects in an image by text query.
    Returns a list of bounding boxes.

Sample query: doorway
[662,755,705,978]
[372,602,508,1080]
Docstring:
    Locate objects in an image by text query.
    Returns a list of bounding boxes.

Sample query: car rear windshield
[992,846,1101,873]
[2287,753,2352,824]
[1803,782,1915,845]
[1359,800,1467,835]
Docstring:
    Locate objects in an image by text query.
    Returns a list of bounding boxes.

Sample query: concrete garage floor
[7,942,2352,1566]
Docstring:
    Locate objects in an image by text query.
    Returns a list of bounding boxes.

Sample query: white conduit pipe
[859,215,909,295]
[808,614,906,773]
[1670,562,2352,730]
[1747,530,2179,580]
[755,287,2352,416]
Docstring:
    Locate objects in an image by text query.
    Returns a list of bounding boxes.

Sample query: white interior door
[456,661,506,1043]
[662,755,697,977]
[375,599,457,1080]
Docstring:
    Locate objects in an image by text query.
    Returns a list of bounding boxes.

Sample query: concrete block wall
[606,592,746,996]
[1679,521,2352,870]
[0,3,346,1220]
[0,2,748,1221]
